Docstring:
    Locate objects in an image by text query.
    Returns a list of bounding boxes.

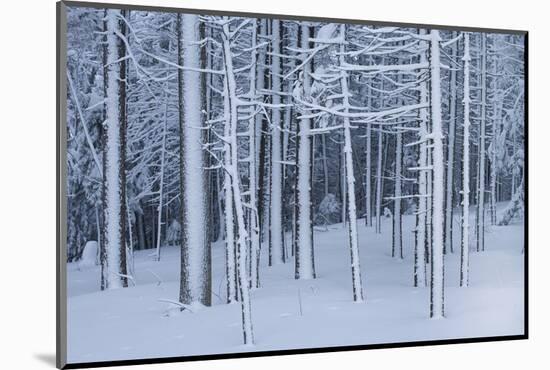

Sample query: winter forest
[64,4,525,363]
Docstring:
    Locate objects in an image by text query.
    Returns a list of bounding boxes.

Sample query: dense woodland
[66,6,525,345]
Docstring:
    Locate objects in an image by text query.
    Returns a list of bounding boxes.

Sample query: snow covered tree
[476,33,488,253]
[413,29,430,288]
[364,119,373,227]
[177,14,212,306]
[428,29,445,319]
[444,31,459,255]
[269,19,286,266]
[101,8,129,290]
[375,123,384,234]
[218,16,255,344]
[460,32,472,287]
[247,19,261,289]
[294,23,316,280]
[392,131,403,259]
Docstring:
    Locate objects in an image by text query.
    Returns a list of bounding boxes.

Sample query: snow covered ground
[66,206,524,364]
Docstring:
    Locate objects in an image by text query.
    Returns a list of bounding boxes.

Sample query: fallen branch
[158,299,194,313]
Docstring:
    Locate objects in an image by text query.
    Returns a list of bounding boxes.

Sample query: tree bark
[294,23,316,280]
[460,32,471,287]
[269,19,285,265]
[177,14,211,306]
[429,30,445,319]
[101,8,128,290]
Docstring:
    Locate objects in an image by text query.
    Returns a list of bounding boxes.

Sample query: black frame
[56,1,529,368]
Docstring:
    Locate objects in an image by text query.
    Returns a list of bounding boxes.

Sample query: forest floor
[66,204,525,364]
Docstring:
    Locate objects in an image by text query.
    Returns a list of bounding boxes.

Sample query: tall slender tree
[339,24,364,302]
[460,32,471,288]
[476,33,487,253]
[444,31,458,254]
[429,30,445,319]
[177,13,211,306]
[365,119,373,227]
[220,17,255,344]
[101,8,129,290]
[269,19,285,265]
[392,131,403,259]
[294,23,316,280]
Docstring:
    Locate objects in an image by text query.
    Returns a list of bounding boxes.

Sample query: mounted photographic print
[56,1,527,368]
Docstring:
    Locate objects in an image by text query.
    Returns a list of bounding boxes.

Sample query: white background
[0,0,545,368]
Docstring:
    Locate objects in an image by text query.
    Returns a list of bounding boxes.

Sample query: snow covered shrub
[315,193,341,226]
[166,219,181,246]
[79,240,98,268]
[404,199,417,215]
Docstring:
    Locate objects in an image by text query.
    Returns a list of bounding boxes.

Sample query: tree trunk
[177,14,211,306]
[444,31,458,254]
[476,33,487,252]
[155,100,168,261]
[375,126,383,234]
[294,23,316,280]
[392,132,403,259]
[365,122,372,227]
[414,31,429,287]
[248,20,261,289]
[429,30,445,319]
[339,24,364,302]
[101,8,128,290]
[221,20,255,344]
[255,19,269,284]
[322,134,329,197]
[269,19,285,265]
[460,32,471,287]
[489,45,502,226]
